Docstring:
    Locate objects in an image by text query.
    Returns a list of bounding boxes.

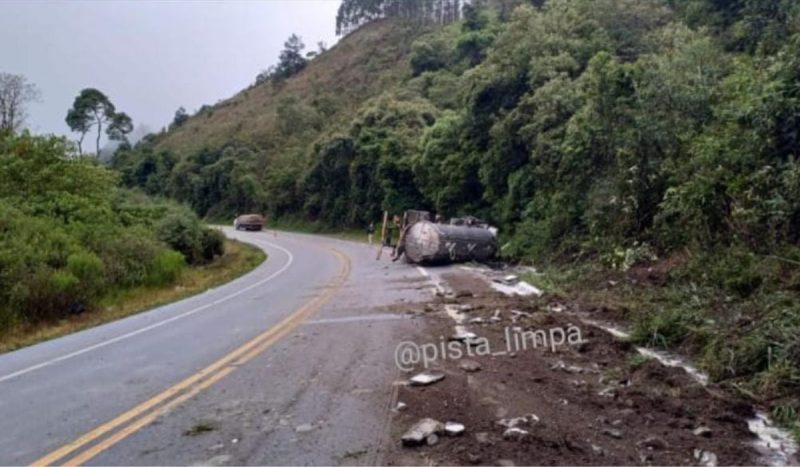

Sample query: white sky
[0,0,341,140]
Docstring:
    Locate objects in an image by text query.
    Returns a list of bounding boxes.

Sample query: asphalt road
[0,229,432,465]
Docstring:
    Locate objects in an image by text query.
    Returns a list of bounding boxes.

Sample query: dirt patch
[440,272,495,298]
[385,271,761,466]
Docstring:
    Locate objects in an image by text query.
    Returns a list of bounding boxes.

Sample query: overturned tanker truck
[398,210,498,265]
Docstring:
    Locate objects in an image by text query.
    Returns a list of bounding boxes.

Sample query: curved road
[0,229,431,465]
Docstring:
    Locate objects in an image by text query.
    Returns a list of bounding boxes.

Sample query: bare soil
[384,269,763,466]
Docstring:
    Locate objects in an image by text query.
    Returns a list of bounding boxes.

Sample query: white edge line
[0,237,294,384]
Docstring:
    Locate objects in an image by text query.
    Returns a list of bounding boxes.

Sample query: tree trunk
[95,118,102,157]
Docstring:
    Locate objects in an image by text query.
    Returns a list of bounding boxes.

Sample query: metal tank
[403,220,497,264]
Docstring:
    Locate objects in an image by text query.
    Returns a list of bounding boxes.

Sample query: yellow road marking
[63,367,236,467]
[33,248,349,466]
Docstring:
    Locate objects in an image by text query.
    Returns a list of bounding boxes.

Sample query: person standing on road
[367,222,375,245]
[389,215,402,254]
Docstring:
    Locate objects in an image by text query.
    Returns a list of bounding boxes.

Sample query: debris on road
[638,436,668,450]
[295,423,314,433]
[693,426,713,438]
[409,371,445,386]
[694,449,719,467]
[445,422,465,436]
[497,414,539,429]
[502,427,530,441]
[401,418,445,447]
[387,267,796,466]
[450,329,479,342]
[458,360,481,372]
[602,428,624,439]
[488,279,542,297]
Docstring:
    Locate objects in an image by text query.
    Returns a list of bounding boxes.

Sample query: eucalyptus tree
[66,88,132,155]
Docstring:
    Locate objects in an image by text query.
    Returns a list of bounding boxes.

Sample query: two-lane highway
[0,229,430,465]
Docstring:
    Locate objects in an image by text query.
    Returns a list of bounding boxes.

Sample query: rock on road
[0,229,429,465]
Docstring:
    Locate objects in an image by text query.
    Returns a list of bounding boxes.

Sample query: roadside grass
[0,239,265,354]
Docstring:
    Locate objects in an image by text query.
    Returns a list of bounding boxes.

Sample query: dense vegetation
[0,131,224,336]
[113,0,800,421]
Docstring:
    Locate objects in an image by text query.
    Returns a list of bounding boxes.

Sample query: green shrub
[201,229,226,262]
[96,229,161,287]
[0,132,210,332]
[147,250,185,286]
[410,38,450,76]
[0,307,18,335]
[156,212,203,264]
[66,251,105,300]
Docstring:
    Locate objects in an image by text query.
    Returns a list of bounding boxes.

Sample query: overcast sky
[1,0,340,140]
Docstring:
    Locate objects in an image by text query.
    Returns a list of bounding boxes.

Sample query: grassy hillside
[153,19,422,156]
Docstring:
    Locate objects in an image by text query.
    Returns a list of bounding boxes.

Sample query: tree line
[336,0,466,35]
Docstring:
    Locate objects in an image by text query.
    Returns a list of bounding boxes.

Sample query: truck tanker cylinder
[403,220,497,264]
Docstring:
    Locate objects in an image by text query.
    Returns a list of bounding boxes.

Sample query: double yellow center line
[33,248,350,466]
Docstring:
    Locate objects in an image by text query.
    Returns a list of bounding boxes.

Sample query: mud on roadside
[385,269,765,466]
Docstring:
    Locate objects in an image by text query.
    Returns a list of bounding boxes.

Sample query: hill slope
[154,19,421,156]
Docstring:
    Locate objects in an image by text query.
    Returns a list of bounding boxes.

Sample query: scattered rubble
[388,267,793,466]
[638,436,668,450]
[450,329,478,342]
[489,280,542,297]
[694,449,719,467]
[502,427,529,441]
[295,423,314,433]
[550,360,586,374]
[409,371,445,386]
[499,275,518,284]
[401,418,445,447]
[474,432,491,445]
[602,428,624,439]
[445,422,465,436]
[458,360,481,372]
[693,426,713,438]
[497,414,539,429]
[466,452,481,464]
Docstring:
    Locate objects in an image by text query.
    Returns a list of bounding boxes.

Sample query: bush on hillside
[201,228,226,262]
